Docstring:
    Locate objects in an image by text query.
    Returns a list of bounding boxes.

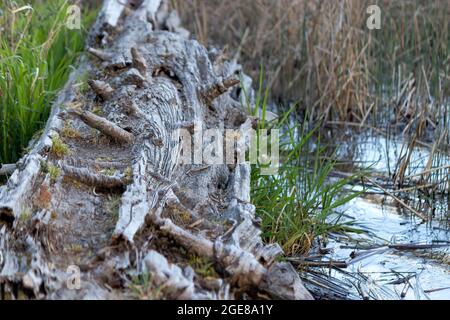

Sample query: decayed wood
[0,0,313,300]
[143,250,220,299]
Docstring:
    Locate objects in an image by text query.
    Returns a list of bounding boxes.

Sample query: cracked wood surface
[0,0,312,300]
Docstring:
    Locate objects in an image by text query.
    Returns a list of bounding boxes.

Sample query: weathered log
[0,0,312,300]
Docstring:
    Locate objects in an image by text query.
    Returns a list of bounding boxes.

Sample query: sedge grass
[245,76,363,255]
[0,0,96,164]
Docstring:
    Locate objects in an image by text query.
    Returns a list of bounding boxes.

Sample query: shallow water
[338,132,450,179]
[305,131,450,300]
[326,197,450,299]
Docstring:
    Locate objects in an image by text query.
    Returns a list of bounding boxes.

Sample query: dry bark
[0,0,312,300]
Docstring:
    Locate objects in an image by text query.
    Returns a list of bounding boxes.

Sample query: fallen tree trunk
[0,0,312,300]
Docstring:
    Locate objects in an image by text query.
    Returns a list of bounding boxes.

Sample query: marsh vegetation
[0,0,449,300]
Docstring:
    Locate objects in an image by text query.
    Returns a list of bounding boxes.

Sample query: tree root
[150,201,312,299]
[143,250,222,299]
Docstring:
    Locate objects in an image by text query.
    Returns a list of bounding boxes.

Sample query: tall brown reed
[173,0,450,126]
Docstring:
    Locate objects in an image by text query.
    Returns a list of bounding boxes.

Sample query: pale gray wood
[0,164,16,176]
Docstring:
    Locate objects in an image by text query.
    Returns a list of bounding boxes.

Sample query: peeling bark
[0,0,312,300]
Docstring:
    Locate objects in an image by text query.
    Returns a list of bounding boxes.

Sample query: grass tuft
[48,164,60,183]
[61,121,81,139]
[19,207,32,222]
[50,135,70,158]
[246,78,363,255]
[188,254,218,278]
[129,273,163,300]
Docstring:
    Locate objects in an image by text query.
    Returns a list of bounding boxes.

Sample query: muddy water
[304,132,450,300]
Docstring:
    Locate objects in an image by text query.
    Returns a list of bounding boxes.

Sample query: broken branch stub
[202,77,240,104]
[131,47,148,75]
[68,108,135,144]
[61,163,126,189]
[88,47,113,62]
[88,80,115,100]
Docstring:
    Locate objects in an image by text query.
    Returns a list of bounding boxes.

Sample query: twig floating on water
[365,177,428,221]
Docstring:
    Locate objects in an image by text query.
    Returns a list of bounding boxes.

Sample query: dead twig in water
[403,164,450,180]
[388,243,450,250]
[292,259,348,268]
[365,177,428,221]
[424,287,450,294]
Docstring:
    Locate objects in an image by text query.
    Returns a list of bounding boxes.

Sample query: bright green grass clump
[245,74,363,255]
[251,121,363,255]
[0,0,96,164]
